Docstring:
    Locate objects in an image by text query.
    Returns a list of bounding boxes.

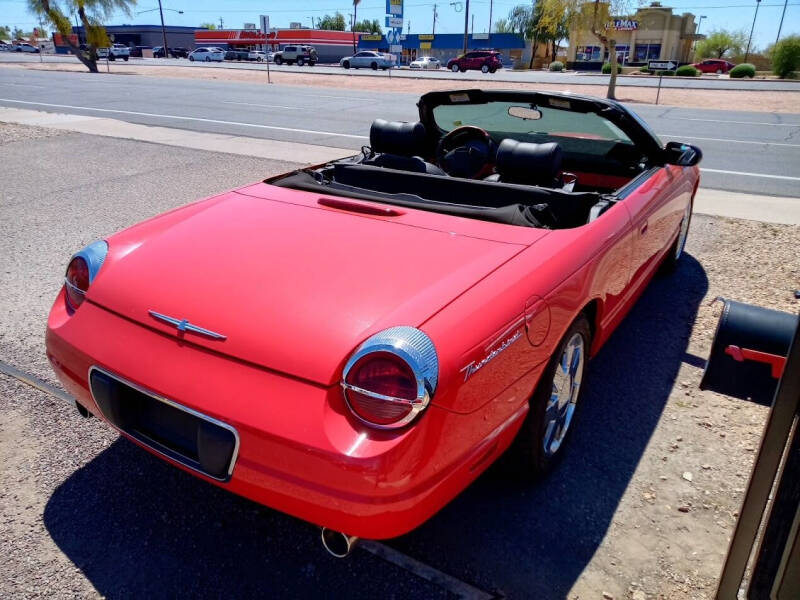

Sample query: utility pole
[158,0,168,57]
[776,0,789,45]
[352,0,360,54]
[219,17,224,30]
[432,4,438,35]
[462,0,470,55]
[744,0,761,63]
[471,13,474,36]
[489,0,493,35]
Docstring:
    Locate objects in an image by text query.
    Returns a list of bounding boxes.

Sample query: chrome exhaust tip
[321,527,358,558]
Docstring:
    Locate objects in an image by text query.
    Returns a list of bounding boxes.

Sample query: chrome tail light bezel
[341,326,439,429]
[64,240,108,310]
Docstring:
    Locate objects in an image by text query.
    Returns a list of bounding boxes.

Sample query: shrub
[730,63,756,78]
[549,61,564,72]
[601,62,622,74]
[656,70,675,76]
[639,67,651,74]
[772,35,800,78]
[676,65,699,76]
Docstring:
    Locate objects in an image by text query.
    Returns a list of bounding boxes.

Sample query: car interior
[268,91,673,230]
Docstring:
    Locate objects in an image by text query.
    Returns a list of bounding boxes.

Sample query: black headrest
[369,119,427,157]
[495,139,563,186]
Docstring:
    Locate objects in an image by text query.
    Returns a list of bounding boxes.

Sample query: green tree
[318,12,347,31]
[198,22,216,30]
[29,0,137,73]
[0,25,11,39]
[352,18,381,34]
[12,26,26,39]
[493,18,511,34]
[694,29,747,60]
[771,35,800,78]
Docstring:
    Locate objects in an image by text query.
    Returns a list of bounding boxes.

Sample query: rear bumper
[46,290,530,539]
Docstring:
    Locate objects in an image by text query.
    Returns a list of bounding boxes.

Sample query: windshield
[432,100,633,145]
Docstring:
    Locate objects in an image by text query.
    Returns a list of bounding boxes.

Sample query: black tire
[451,64,459,73]
[342,60,350,69]
[205,56,210,62]
[189,56,194,62]
[660,200,693,273]
[275,56,283,65]
[481,64,489,73]
[123,56,128,61]
[371,62,378,70]
[459,66,466,72]
[510,315,592,478]
[381,66,387,70]
[489,67,497,73]
[297,57,304,66]
[309,61,316,66]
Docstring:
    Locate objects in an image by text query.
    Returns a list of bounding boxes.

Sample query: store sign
[362,34,383,41]
[387,0,403,16]
[420,42,432,49]
[419,34,434,41]
[610,19,638,30]
[473,32,489,40]
[386,17,403,28]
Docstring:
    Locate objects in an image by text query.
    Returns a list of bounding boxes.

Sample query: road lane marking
[663,117,800,128]
[658,133,800,148]
[222,101,303,110]
[701,168,800,182]
[0,360,495,599]
[0,98,370,140]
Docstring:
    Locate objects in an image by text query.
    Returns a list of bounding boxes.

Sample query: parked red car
[447,50,503,73]
[46,89,701,556]
[692,58,736,74]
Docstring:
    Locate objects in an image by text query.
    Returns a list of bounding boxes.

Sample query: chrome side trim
[341,326,439,430]
[87,365,240,482]
[148,310,227,340]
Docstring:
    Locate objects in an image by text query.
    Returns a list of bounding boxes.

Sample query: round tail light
[342,327,438,429]
[65,257,90,309]
[63,240,108,311]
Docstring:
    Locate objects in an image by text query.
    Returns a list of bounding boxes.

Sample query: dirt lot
[1,122,799,599]
[3,61,800,114]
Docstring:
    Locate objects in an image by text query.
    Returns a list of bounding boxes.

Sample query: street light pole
[157,0,168,57]
[776,0,789,45]
[744,0,761,63]
[693,15,706,57]
[462,0,470,55]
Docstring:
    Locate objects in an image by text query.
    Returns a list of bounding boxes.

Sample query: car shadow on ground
[43,255,707,599]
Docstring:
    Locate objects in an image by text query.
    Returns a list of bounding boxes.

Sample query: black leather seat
[489,139,564,187]
[364,119,446,175]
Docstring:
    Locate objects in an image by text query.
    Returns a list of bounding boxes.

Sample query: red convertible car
[46,89,701,556]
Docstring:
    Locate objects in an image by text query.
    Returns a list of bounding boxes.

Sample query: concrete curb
[2,106,798,225]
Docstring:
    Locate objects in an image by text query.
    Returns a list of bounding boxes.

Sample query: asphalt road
[4,52,800,90]
[0,67,798,197]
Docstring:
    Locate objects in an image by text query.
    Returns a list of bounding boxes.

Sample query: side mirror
[664,141,703,167]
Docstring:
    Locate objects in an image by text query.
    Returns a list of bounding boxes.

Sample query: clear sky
[3,0,798,51]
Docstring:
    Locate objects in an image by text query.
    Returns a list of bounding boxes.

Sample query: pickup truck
[97,44,130,61]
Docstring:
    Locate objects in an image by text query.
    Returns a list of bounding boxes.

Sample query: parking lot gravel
[2,122,799,598]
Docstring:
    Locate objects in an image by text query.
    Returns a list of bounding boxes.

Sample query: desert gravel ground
[3,62,800,114]
[1,122,799,599]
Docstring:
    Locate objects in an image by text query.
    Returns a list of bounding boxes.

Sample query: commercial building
[567,2,702,69]
[194,28,361,63]
[56,24,200,53]
[357,33,526,66]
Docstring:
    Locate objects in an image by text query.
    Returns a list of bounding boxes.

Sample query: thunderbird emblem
[148,310,227,340]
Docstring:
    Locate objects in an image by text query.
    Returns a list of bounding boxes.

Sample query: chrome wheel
[543,332,584,457]
[675,203,691,260]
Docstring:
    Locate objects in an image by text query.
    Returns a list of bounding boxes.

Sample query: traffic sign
[648,60,676,70]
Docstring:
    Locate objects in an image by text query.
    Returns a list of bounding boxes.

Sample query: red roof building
[195,28,361,62]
